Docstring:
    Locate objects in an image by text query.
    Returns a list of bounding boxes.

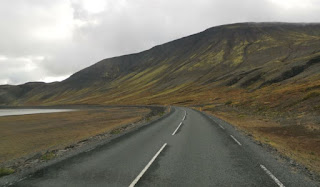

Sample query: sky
[0,0,320,85]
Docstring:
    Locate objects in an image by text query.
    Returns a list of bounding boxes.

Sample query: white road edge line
[172,122,183,135]
[260,164,285,187]
[219,124,225,129]
[230,135,242,146]
[129,143,167,187]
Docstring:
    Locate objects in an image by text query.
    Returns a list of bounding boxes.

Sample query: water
[0,109,75,117]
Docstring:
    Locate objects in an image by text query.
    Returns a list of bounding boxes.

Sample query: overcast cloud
[0,0,319,85]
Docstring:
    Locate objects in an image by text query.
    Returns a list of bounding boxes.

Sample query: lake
[0,109,75,117]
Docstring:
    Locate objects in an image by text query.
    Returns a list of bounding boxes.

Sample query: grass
[41,152,55,161]
[110,128,122,135]
[207,107,320,175]
[0,107,151,164]
[1,24,320,177]
[303,91,320,101]
[145,116,151,122]
[0,168,14,177]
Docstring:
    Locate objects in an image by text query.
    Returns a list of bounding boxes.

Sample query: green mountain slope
[1,22,320,108]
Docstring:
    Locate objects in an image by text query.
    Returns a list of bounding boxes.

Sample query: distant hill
[1,22,320,113]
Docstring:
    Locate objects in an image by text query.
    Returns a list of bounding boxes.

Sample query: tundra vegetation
[0,107,151,169]
[0,23,320,175]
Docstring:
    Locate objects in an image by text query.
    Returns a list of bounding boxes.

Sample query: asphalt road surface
[11,107,318,186]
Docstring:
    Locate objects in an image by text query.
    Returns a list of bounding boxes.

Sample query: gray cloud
[0,0,319,85]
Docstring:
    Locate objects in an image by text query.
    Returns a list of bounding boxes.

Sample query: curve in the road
[8,107,318,187]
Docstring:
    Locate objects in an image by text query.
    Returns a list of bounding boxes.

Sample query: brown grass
[0,107,150,164]
[74,78,320,176]
[2,68,320,176]
[208,108,320,174]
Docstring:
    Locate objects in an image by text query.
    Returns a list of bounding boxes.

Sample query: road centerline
[260,164,285,187]
[172,122,183,135]
[230,135,242,146]
[129,143,167,187]
[182,110,187,121]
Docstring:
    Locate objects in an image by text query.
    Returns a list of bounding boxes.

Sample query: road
[11,107,318,186]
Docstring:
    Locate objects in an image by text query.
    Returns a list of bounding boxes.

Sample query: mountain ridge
[1,22,320,109]
[2,22,320,178]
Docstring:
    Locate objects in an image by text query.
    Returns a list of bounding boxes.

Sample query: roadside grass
[1,63,320,177]
[208,108,320,175]
[110,128,122,135]
[41,152,55,161]
[0,168,14,177]
[0,107,151,164]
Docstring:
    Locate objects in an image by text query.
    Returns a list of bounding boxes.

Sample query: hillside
[1,22,320,175]
[1,22,320,109]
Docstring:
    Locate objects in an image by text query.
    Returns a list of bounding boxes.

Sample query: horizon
[1,0,320,85]
[1,1,320,185]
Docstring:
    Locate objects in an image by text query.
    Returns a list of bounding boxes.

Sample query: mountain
[1,22,320,114]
